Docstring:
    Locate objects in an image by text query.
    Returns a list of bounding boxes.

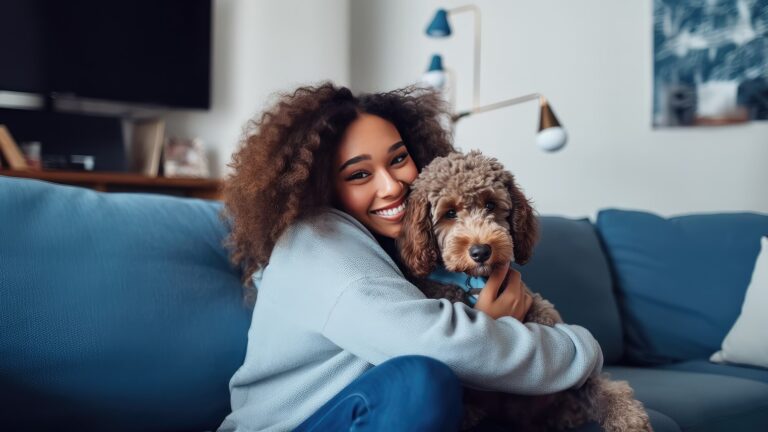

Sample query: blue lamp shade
[421,54,447,89]
[427,54,444,72]
[426,9,451,37]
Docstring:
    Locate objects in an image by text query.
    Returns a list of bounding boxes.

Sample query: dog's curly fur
[396,150,652,432]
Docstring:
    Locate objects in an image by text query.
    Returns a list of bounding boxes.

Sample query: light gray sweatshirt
[218,208,603,432]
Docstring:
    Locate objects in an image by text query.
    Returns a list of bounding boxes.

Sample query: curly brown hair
[222,82,456,289]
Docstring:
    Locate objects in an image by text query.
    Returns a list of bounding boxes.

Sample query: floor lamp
[423,6,567,152]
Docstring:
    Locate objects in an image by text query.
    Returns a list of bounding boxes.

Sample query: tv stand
[0,169,222,200]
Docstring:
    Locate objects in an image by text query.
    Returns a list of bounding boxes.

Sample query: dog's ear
[397,188,439,278]
[503,172,538,264]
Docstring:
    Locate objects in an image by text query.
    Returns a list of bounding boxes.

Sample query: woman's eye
[391,152,409,165]
[444,209,457,219]
[485,201,496,211]
[347,171,370,181]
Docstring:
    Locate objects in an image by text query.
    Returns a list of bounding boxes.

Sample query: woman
[218,83,603,432]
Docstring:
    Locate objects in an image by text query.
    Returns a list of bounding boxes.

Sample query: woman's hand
[475,262,533,321]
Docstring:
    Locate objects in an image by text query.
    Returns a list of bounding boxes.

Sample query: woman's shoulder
[267,207,403,281]
[285,207,375,246]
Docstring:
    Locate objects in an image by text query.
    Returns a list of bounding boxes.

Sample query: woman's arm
[321,275,603,395]
[269,209,601,395]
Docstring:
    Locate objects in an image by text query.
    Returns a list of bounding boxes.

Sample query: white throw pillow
[710,236,768,369]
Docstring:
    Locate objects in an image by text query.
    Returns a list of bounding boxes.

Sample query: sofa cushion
[0,177,251,431]
[595,209,768,365]
[711,236,768,369]
[514,216,624,364]
[605,366,768,432]
[571,408,681,432]
[658,359,768,384]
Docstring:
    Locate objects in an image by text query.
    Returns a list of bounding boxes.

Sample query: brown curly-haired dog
[397,151,652,432]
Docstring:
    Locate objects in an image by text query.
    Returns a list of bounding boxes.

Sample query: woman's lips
[371,199,406,221]
[371,195,406,212]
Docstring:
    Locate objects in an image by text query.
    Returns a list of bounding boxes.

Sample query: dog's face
[397,151,538,278]
[429,185,515,277]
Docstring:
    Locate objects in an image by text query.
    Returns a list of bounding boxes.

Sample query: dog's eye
[485,202,496,211]
[444,209,457,219]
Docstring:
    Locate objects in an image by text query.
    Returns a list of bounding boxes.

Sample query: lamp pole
[447,5,481,110]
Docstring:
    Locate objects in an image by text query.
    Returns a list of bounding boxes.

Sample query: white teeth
[374,202,406,217]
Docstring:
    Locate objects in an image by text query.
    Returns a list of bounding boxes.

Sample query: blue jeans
[294,355,463,432]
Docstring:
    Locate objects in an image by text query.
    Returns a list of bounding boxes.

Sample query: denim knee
[379,355,463,429]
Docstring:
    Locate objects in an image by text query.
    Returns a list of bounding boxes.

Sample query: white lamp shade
[535,127,567,152]
[420,70,447,90]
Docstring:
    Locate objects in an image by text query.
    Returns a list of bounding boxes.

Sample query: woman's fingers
[476,263,535,321]
[497,269,533,321]
[483,262,510,298]
[499,269,522,301]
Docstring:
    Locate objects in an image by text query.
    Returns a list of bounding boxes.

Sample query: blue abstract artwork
[653,0,768,127]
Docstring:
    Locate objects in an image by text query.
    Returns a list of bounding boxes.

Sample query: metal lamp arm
[452,93,542,123]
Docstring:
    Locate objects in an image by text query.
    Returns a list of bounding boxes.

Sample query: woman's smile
[370,195,407,221]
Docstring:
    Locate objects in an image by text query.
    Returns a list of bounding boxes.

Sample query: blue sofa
[1,176,767,431]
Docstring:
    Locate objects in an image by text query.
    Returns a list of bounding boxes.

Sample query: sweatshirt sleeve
[321,275,604,395]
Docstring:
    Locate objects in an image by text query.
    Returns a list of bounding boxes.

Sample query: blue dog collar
[426,265,488,305]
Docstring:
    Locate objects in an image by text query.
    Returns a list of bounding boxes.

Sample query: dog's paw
[602,407,653,432]
[599,380,653,432]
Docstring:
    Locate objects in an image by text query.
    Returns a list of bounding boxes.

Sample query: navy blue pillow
[596,209,768,365]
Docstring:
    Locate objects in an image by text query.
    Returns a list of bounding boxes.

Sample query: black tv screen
[0,0,211,109]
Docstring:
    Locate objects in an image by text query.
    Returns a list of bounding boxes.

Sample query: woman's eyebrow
[338,141,405,172]
[338,155,370,172]
[388,141,405,152]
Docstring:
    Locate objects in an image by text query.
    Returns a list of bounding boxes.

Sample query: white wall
[165,0,350,178]
[350,0,768,219]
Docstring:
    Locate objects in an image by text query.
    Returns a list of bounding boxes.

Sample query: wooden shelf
[0,169,223,200]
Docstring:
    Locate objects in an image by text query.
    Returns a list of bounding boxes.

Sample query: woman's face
[333,114,418,239]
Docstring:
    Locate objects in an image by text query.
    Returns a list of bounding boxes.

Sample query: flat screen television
[0,0,212,110]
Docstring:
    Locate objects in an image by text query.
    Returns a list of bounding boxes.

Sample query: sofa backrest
[0,177,251,431]
[515,216,624,364]
[595,209,768,365]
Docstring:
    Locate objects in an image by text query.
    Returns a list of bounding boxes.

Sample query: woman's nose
[378,170,403,198]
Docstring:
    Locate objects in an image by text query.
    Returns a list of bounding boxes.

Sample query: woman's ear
[396,188,439,278]
[504,172,538,265]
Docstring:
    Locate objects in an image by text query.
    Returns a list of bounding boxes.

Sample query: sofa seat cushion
[605,366,768,432]
[570,408,681,432]
[596,209,768,365]
[514,216,624,364]
[658,359,768,384]
[0,178,251,431]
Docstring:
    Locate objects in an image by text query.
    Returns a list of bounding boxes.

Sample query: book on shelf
[0,125,30,170]
[131,118,165,177]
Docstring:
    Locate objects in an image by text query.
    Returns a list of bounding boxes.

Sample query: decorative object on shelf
[0,125,29,170]
[19,141,42,170]
[423,5,567,152]
[163,137,210,178]
[70,155,95,171]
[653,0,768,127]
[131,118,165,177]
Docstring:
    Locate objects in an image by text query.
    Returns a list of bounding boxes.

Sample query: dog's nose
[469,244,492,263]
